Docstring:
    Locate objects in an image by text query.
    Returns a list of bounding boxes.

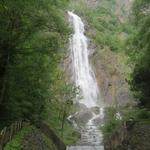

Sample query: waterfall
[68,11,100,108]
[67,11,104,150]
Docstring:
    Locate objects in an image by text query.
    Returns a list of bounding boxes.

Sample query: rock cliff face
[115,0,132,22]
[91,48,134,107]
[88,0,135,107]
[70,0,98,8]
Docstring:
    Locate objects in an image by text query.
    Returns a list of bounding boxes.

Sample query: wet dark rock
[90,106,100,114]
[93,116,103,125]
[71,111,93,125]
[74,102,88,110]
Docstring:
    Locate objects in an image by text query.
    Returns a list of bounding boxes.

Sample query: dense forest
[129,0,150,108]
[0,0,150,149]
[0,0,77,133]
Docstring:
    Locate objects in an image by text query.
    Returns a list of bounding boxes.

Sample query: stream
[67,11,104,150]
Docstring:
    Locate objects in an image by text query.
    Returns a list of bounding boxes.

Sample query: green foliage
[45,100,80,145]
[45,81,80,145]
[102,107,122,138]
[0,0,70,124]
[0,0,79,145]
[102,118,121,137]
[128,0,150,108]
[4,126,32,150]
[122,107,150,121]
[132,0,150,25]
[130,65,150,108]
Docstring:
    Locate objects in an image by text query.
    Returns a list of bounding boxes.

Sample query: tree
[129,0,150,108]
[0,0,70,125]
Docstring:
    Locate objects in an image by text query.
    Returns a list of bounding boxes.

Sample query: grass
[4,126,32,150]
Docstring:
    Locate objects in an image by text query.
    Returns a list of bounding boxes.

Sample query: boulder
[71,111,93,125]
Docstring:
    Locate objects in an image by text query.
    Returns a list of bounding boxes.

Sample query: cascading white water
[67,11,104,150]
[68,11,99,108]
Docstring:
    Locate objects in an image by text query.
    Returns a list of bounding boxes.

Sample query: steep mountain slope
[67,0,135,107]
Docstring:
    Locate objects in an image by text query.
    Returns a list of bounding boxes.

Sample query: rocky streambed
[67,104,104,150]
